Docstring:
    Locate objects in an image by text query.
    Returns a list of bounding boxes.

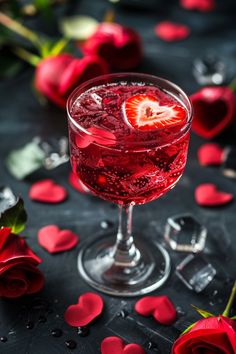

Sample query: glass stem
[112,205,140,267]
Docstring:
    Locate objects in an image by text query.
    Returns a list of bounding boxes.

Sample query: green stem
[223,281,236,317]
[12,47,41,66]
[229,77,236,93]
[0,11,42,48]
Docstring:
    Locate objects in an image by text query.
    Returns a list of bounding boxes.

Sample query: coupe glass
[67,73,192,296]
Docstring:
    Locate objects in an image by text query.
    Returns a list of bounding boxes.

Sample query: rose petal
[180,0,215,12]
[38,225,79,253]
[198,143,224,166]
[68,172,91,194]
[0,268,28,298]
[64,292,103,327]
[29,179,67,203]
[195,183,233,206]
[75,127,116,149]
[101,336,145,354]
[135,295,176,325]
[0,227,12,249]
[154,21,190,42]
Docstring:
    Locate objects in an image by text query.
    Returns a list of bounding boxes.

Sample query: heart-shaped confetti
[38,225,79,253]
[68,172,91,194]
[75,127,116,149]
[180,0,215,12]
[64,292,103,327]
[29,179,67,203]
[154,21,190,42]
[198,143,224,166]
[195,183,233,207]
[135,296,177,325]
[101,337,145,354]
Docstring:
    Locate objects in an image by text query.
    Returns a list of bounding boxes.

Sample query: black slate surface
[0,0,236,353]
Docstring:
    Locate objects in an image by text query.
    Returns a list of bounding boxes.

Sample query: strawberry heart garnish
[101,337,145,354]
[75,127,116,148]
[68,171,91,194]
[191,87,236,139]
[123,94,186,131]
[154,21,190,42]
[195,183,233,206]
[198,143,224,166]
[38,225,79,253]
[29,179,67,203]
[64,292,103,327]
[135,295,177,325]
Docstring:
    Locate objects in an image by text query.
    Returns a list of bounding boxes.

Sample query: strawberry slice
[123,94,186,131]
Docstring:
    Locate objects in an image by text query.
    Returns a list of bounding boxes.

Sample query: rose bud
[81,22,143,70]
[0,227,44,298]
[180,0,215,12]
[191,86,236,139]
[34,53,109,108]
[172,315,236,353]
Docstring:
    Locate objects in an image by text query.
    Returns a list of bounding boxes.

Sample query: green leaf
[33,0,53,21]
[49,38,69,56]
[182,323,196,335]
[0,198,27,234]
[6,139,45,180]
[191,305,214,318]
[59,16,99,41]
[230,316,236,320]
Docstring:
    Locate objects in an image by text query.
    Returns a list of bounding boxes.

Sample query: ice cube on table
[164,214,207,253]
[0,186,17,213]
[176,254,216,293]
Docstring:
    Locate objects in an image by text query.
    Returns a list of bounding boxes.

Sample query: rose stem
[0,11,42,48]
[12,47,40,66]
[223,281,236,317]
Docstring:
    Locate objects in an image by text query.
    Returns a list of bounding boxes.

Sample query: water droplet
[38,316,47,323]
[100,220,114,229]
[146,341,159,351]
[0,336,7,343]
[51,328,63,338]
[117,309,129,318]
[26,321,34,330]
[176,306,185,316]
[65,340,77,349]
[212,290,218,297]
[77,326,90,337]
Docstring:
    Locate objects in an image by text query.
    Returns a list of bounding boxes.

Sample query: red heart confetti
[68,171,91,194]
[29,179,67,203]
[38,225,79,253]
[64,292,103,327]
[135,295,177,325]
[195,183,233,207]
[198,143,224,166]
[75,127,116,149]
[180,0,215,12]
[101,336,145,354]
[154,21,190,42]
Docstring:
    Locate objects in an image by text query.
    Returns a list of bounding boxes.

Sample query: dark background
[0,0,236,353]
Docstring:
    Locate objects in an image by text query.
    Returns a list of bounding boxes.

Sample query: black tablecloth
[0,0,236,353]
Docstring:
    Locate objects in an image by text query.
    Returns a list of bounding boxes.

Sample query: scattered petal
[195,183,233,206]
[64,292,103,327]
[198,143,224,166]
[154,21,190,42]
[101,336,145,354]
[135,296,177,325]
[29,179,67,203]
[68,172,91,194]
[38,225,79,253]
[180,0,215,12]
[75,127,116,148]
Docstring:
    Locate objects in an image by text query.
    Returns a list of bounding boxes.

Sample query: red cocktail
[67,73,192,296]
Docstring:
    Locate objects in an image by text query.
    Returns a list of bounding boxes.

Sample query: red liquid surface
[68,83,190,205]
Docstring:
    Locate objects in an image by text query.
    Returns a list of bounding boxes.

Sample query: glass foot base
[78,233,171,297]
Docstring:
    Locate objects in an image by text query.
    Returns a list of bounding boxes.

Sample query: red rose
[34,53,109,108]
[0,227,44,298]
[180,0,215,12]
[81,22,143,70]
[191,86,236,139]
[172,316,236,353]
